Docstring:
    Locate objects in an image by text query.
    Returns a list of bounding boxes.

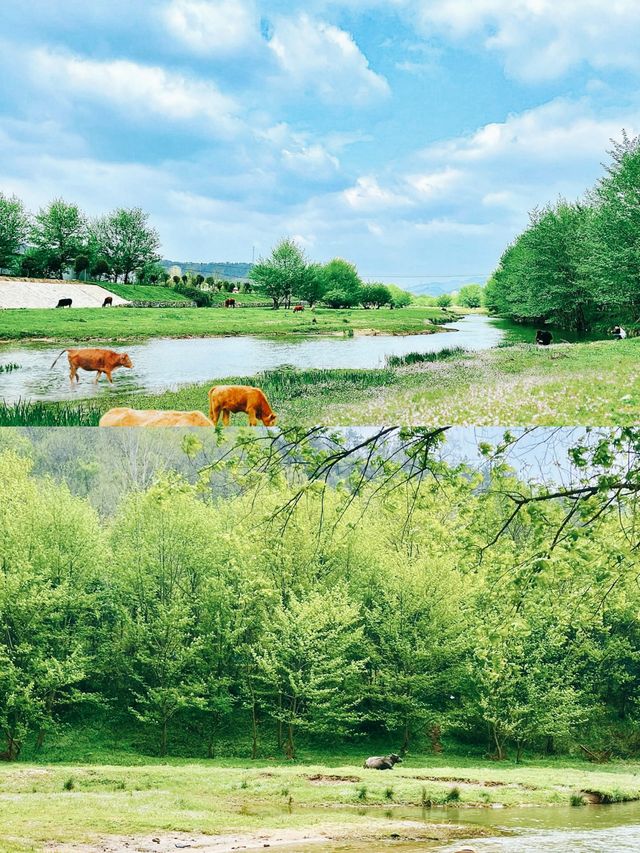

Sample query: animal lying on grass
[364,753,402,770]
[208,384,277,427]
[99,408,214,427]
[51,348,133,383]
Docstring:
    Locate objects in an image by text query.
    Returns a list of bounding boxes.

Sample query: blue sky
[2,1,640,287]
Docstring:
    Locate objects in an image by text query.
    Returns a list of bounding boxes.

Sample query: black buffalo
[535,329,553,346]
[364,753,402,770]
[56,298,73,308]
[102,296,113,307]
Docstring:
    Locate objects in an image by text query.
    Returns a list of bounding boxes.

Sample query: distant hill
[406,278,486,296]
[161,260,253,280]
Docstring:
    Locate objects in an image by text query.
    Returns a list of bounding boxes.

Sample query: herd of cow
[56,297,113,308]
[50,347,278,428]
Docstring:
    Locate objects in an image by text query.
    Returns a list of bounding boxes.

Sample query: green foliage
[0,429,639,763]
[436,293,453,308]
[90,207,161,284]
[320,259,363,307]
[31,198,86,277]
[249,238,309,309]
[0,192,29,271]
[361,283,392,308]
[488,132,640,330]
[457,284,484,308]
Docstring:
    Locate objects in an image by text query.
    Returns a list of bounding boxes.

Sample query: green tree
[457,284,484,308]
[319,258,362,307]
[436,293,453,308]
[31,199,86,277]
[0,193,29,272]
[360,283,392,308]
[92,207,160,284]
[249,238,309,309]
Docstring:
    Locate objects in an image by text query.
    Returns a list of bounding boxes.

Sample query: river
[265,802,640,852]
[0,314,505,404]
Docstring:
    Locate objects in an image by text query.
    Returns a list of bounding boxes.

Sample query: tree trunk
[251,699,258,760]
[161,719,167,756]
[401,720,410,756]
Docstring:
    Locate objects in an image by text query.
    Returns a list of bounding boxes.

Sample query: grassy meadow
[2,749,639,852]
[0,304,455,343]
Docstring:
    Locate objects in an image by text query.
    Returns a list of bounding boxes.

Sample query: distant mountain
[161,260,253,280]
[406,278,486,296]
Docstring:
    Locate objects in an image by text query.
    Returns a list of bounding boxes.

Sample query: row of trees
[0,195,161,283]
[485,132,640,331]
[249,238,412,310]
[1,428,639,762]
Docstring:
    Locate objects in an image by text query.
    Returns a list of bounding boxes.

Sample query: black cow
[535,329,553,346]
[102,296,113,307]
[56,298,72,308]
[364,753,402,770]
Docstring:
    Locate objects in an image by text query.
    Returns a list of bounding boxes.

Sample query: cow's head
[262,410,277,427]
[120,353,133,369]
[388,754,402,765]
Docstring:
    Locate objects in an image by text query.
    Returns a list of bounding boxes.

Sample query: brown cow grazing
[51,348,133,383]
[224,297,236,308]
[293,304,304,312]
[208,385,277,427]
[364,754,402,770]
[100,408,214,427]
[56,298,72,308]
[102,296,113,307]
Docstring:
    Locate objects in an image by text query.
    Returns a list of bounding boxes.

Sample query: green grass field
[2,338,635,427]
[1,748,638,852]
[0,305,454,343]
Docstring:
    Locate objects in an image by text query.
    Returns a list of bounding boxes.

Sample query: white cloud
[343,176,411,210]
[406,0,640,81]
[282,144,340,179]
[405,167,463,197]
[267,13,390,105]
[31,49,242,136]
[163,0,259,55]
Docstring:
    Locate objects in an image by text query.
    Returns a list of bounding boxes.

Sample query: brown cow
[51,348,133,383]
[293,304,304,312]
[224,298,236,308]
[100,408,214,427]
[102,296,113,307]
[208,385,277,427]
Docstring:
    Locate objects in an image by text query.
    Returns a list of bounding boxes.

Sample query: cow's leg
[246,407,258,427]
[94,371,102,383]
[105,370,114,383]
[69,364,78,383]
[209,400,218,425]
[222,410,231,427]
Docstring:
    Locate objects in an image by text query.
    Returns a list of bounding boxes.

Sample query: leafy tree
[457,284,484,309]
[295,262,325,307]
[31,199,86,277]
[90,257,110,280]
[91,208,160,284]
[436,293,453,308]
[361,283,392,308]
[0,193,29,272]
[249,238,309,309]
[74,254,90,280]
[319,258,362,307]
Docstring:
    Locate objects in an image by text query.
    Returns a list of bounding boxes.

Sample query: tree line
[485,132,640,331]
[0,196,162,283]
[249,238,413,310]
[1,428,639,763]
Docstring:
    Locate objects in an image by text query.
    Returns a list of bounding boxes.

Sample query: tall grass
[0,362,21,373]
[0,400,102,426]
[386,346,467,368]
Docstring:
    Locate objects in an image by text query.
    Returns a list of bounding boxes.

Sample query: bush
[173,283,213,307]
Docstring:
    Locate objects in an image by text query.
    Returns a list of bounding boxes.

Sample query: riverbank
[0,305,456,343]
[2,337,635,426]
[1,756,639,853]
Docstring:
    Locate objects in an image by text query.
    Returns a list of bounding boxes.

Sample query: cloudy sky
[2,1,640,285]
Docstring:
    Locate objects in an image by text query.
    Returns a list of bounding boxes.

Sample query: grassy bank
[2,338,635,427]
[1,753,638,852]
[0,305,455,343]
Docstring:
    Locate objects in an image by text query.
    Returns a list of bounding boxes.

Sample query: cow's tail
[50,349,68,369]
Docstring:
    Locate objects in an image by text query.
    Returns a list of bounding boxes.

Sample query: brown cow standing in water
[51,348,133,383]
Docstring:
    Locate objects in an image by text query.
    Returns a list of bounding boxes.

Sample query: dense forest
[485,132,640,331]
[0,427,639,764]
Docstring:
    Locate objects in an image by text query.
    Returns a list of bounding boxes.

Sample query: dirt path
[0,280,127,309]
